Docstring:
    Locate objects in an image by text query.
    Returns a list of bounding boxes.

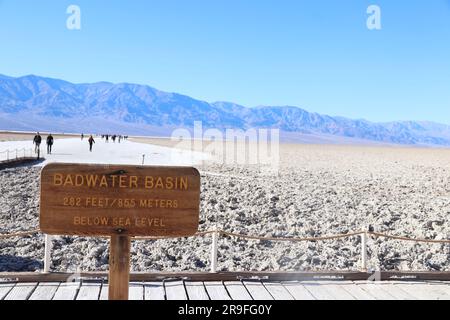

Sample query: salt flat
[1,140,450,274]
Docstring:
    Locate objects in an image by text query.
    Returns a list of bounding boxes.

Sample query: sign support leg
[43,234,53,273]
[109,235,131,300]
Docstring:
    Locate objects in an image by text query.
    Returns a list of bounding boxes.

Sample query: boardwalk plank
[340,282,376,300]
[420,283,450,300]
[428,281,450,300]
[375,283,416,300]
[282,282,315,300]
[4,283,37,300]
[319,282,357,300]
[395,282,450,300]
[29,283,60,300]
[165,281,188,300]
[301,282,336,300]
[224,282,253,300]
[52,282,80,300]
[99,284,108,300]
[204,282,231,300]
[144,282,166,300]
[355,282,397,300]
[185,282,210,300]
[299,281,363,300]
[0,283,15,300]
[76,282,102,300]
[263,282,294,300]
[129,282,144,300]
[243,281,274,300]
[100,283,144,300]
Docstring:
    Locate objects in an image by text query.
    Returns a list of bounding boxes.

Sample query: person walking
[46,134,54,154]
[88,135,95,152]
[33,132,42,154]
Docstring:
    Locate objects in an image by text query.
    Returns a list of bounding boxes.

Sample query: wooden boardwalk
[1,281,450,300]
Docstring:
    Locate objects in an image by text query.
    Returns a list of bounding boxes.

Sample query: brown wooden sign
[40,163,201,237]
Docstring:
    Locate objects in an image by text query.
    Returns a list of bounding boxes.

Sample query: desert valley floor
[1,133,450,273]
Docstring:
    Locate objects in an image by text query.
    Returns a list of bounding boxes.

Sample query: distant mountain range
[1,74,449,146]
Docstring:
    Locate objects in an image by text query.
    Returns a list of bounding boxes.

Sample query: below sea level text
[73,216,166,228]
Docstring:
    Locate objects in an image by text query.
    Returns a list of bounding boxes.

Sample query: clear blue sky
[0,0,449,124]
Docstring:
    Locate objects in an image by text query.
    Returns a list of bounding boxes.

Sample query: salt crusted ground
[1,139,450,272]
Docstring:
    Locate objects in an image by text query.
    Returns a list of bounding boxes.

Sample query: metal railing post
[44,234,53,273]
[211,230,219,273]
[361,232,368,272]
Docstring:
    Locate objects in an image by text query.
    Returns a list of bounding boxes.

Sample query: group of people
[100,134,128,143]
[33,132,102,154]
[33,132,54,155]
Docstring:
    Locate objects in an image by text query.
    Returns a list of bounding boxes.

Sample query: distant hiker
[88,135,95,152]
[46,134,54,154]
[33,132,42,154]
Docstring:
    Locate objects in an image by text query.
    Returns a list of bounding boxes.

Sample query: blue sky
[0,0,449,124]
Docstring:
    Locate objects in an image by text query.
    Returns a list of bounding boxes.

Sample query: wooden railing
[1,229,450,275]
[0,148,35,162]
